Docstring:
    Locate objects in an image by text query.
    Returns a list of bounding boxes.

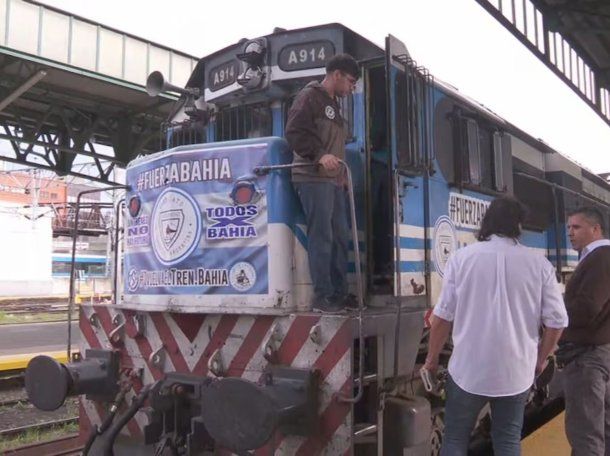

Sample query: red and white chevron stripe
[78,304,354,455]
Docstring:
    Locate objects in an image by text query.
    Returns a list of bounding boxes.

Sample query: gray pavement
[0,321,79,355]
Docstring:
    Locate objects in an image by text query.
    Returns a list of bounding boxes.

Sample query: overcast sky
[39,0,610,174]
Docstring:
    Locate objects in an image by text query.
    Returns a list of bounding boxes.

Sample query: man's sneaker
[312,297,345,314]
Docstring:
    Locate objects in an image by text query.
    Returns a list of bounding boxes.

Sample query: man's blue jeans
[294,182,348,300]
[441,375,528,456]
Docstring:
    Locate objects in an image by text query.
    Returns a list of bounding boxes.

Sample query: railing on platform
[43,202,112,236]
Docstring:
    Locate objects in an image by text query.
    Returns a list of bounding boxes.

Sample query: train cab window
[337,95,354,141]
[466,119,482,185]
[514,173,552,231]
[493,131,505,191]
[214,103,272,141]
[391,65,434,172]
[459,117,508,193]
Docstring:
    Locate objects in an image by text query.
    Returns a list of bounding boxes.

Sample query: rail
[3,433,82,456]
[0,417,78,439]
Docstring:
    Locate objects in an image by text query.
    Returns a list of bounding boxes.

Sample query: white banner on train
[448,192,491,230]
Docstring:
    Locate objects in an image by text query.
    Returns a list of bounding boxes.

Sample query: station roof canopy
[475,0,610,128]
[0,0,198,183]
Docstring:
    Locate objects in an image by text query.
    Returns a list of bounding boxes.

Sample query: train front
[24,136,349,455]
[22,24,427,455]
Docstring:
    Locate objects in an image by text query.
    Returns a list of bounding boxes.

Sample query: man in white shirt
[423,196,568,456]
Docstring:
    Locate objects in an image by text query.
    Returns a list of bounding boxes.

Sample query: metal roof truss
[475,0,610,127]
[0,52,171,183]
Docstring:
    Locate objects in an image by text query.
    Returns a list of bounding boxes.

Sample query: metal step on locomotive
[22,23,610,455]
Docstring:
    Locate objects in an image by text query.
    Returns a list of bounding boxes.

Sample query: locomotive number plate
[209,60,239,91]
[278,41,335,71]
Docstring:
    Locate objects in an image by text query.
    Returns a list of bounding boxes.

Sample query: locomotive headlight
[237,41,266,66]
[230,176,260,205]
[237,66,264,89]
[236,39,267,90]
[128,195,141,217]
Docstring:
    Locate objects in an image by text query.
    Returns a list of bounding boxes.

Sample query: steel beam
[0,131,123,164]
[0,70,47,113]
[475,0,610,127]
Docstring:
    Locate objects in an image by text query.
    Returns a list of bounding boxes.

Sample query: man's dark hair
[477,196,527,241]
[568,206,606,235]
[326,54,359,79]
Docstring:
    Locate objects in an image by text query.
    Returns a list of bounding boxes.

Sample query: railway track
[0,367,79,453]
[0,393,27,408]
[3,433,83,456]
[0,417,79,438]
[0,299,104,453]
[0,372,23,389]
[0,296,107,316]
[0,302,69,314]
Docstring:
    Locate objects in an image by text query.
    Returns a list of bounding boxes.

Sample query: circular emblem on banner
[325,105,336,119]
[433,216,458,277]
[151,187,201,266]
[229,262,256,292]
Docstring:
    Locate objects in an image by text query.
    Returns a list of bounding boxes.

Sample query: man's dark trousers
[564,343,610,456]
[294,181,348,301]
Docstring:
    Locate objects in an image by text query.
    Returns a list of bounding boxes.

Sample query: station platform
[0,350,75,372]
[523,412,570,455]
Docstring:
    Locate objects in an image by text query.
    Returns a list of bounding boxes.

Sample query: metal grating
[475,0,610,127]
[213,104,272,142]
[393,56,436,173]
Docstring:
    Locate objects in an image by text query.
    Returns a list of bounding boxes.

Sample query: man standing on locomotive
[285,54,359,313]
[560,207,610,456]
[423,196,568,455]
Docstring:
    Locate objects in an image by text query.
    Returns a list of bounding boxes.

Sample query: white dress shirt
[580,239,610,262]
[433,235,568,397]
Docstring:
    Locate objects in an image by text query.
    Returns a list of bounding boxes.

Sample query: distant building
[0,171,61,295]
[0,170,113,296]
[0,172,67,204]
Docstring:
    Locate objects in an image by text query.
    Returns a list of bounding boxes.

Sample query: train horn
[146,71,200,98]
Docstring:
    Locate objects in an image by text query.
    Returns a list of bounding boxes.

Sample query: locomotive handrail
[113,199,126,307]
[391,169,404,388]
[253,160,365,403]
[67,185,129,361]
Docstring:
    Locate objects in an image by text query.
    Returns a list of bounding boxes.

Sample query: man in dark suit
[562,206,610,456]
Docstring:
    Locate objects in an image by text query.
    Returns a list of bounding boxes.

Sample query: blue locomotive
[24,23,610,455]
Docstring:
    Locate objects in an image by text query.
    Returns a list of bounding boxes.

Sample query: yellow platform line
[522,412,570,455]
[75,293,112,304]
[0,350,78,371]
